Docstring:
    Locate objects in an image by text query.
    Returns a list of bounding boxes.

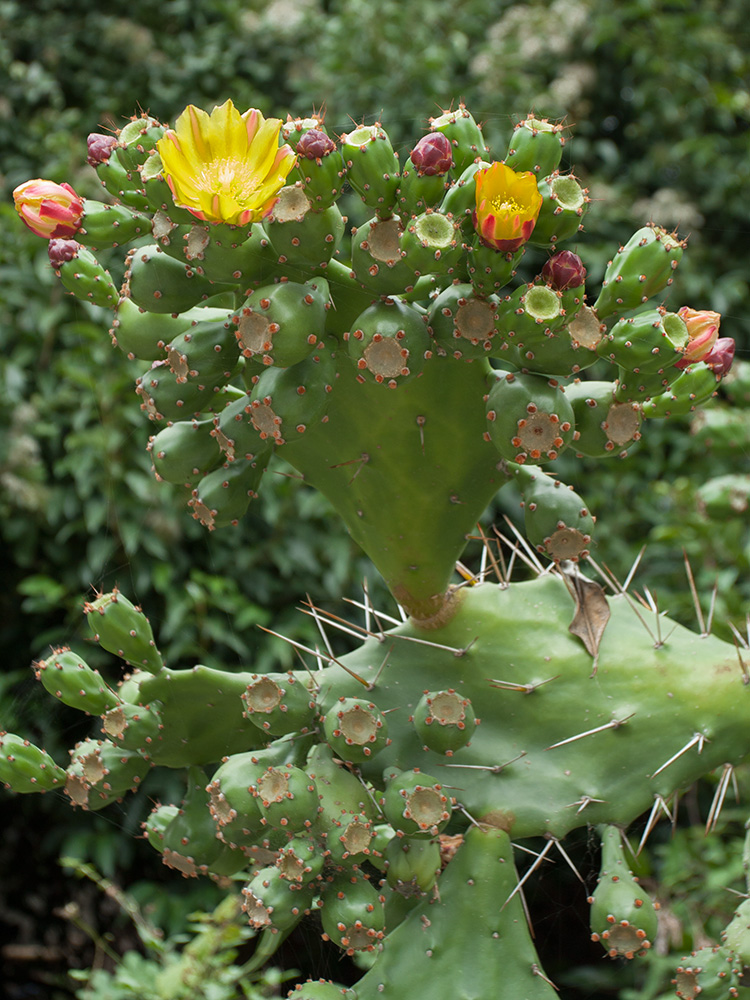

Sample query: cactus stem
[650,732,707,778]
[705,762,736,834]
[545,713,635,751]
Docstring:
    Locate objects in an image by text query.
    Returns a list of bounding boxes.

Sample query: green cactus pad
[33,647,120,715]
[504,116,565,177]
[0,732,67,792]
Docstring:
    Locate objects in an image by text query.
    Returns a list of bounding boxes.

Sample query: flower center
[199,157,256,199]
[490,195,523,215]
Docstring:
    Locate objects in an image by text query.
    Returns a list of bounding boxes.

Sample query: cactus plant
[6,99,749,998]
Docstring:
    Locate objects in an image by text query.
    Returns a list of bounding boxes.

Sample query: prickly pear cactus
[7,102,748,997]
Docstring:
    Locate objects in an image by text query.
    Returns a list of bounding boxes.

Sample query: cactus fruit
[8,98,744,997]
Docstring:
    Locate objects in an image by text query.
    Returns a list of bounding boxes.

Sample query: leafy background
[1,0,750,997]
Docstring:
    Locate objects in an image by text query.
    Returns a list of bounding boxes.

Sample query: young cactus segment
[253,764,320,831]
[722,897,750,968]
[163,316,239,385]
[188,451,271,529]
[48,239,119,308]
[399,210,464,278]
[466,240,523,297]
[143,802,181,853]
[234,279,329,368]
[411,689,476,754]
[340,123,400,218]
[593,225,685,319]
[116,114,166,172]
[672,946,741,999]
[241,672,317,736]
[514,464,595,562]
[589,825,659,960]
[349,216,414,295]
[384,835,442,894]
[353,824,558,1000]
[427,283,503,361]
[484,371,576,465]
[149,417,223,486]
[84,589,163,674]
[504,116,566,177]
[100,700,163,753]
[322,697,390,764]
[597,308,689,374]
[528,173,589,247]
[0,733,67,792]
[247,346,336,445]
[124,243,222,314]
[264,189,346,267]
[345,297,432,388]
[319,873,386,955]
[566,380,642,457]
[242,865,315,932]
[213,396,275,463]
[287,127,345,210]
[160,767,228,876]
[429,105,489,175]
[277,836,326,885]
[76,199,152,249]
[381,770,452,838]
[64,738,149,810]
[642,361,722,417]
[33,647,120,715]
[135,360,233,423]
[111,297,233,362]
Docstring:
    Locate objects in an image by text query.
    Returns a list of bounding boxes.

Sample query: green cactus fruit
[322,697,390,764]
[161,767,226,876]
[349,216,414,295]
[111,297,232,362]
[399,210,463,278]
[100,700,163,753]
[325,813,377,867]
[614,366,681,404]
[149,417,223,486]
[589,825,659,959]
[207,748,290,850]
[722,898,750,966]
[247,346,336,446]
[307,743,376,825]
[135,360,233,423]
[344,298,432,388]
[382,770,452,838]
[672,946,741,999]
[516,327,599,379]
[124,243,221,314]
[0,732,67,792]
[65,738,149,810]
[353,824,558,1000]
[253,764,320,831]
[47,239,119,308]
[33,647,120,715]
[515,465,595,561]
[84,588,163,673]
[264,189,346,267]
[212,396,274,463]
[598,308,688,373]
[116,115,166,172]
[188,452,271,529]
[340,123,400,218]
[234,279,329,368]
[504,116,566,177]
[143,802,180,853]
[593,225,685,319]
[396,133,454,216]
[286,982,353,1000]
[427,283,503,361]
[76,199,152,249]
[277,836,326,885]
[180,221,279,285]
[566,380,643,458]
[94,148,150,210]
[287,127,346,210]
[466,240,522,296]
[163,316,239,386]
[429,105,489,175]
[411,689,476,754]
[484,371,575,464]
[528,173,589,247]
[242,865,314,931]
[696,474,750,519]
[384,835,442,894]
[241,672,317,736]
[642,360,721,417]
[320,873,386,954]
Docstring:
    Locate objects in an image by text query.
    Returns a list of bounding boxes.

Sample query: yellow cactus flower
[157,100,297,225]
[473,162,542,252]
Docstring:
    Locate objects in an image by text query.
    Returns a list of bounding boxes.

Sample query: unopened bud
[703,337,735,377]
[296,128,336,160]
[13,179,84,239]
[48,239,81,268]
[675,305,720,364]
[541,250,586,291]
[410,133,453,176]
[87,133,118,167]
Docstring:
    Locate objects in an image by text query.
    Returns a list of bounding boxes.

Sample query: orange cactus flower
[156,99,297,225]
[473,162,542,252]
[13,179,84,239]
[677,306,721,363]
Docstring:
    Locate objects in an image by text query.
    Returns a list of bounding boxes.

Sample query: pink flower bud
[410,133,453,176]
[87,132,117,167]
[541,250,587,291]
[677,305,721,362]
[296,128,336,160]
[48,239,81,269]
[13,179,84,240]
[703,337,735,377]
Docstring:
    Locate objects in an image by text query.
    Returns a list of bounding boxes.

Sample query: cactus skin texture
[7,102,746,997]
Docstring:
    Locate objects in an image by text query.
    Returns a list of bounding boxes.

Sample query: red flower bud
[48,239,81,269]
[410,133,453,176]
[703,337,735,377]
[13,179,84,239]
[87,133,118,167]
[296,128,336,160]
[541,250,587,291]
